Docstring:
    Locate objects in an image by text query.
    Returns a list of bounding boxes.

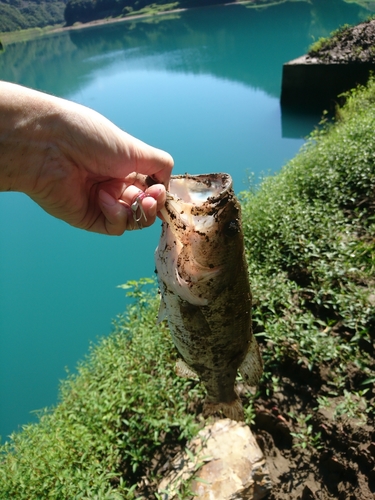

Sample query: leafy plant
[290,414,322,450]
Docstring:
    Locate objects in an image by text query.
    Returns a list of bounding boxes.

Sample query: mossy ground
[1,79,375,500]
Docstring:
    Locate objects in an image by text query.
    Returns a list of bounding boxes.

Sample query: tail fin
[203,398,244,422]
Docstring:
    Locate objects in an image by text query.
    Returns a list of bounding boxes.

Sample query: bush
[241,79,375,374]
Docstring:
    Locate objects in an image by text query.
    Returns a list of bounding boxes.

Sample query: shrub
[241,78,375,376]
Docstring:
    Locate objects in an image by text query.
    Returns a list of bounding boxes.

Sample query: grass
[124,2,181,17]
[1,77,375,497]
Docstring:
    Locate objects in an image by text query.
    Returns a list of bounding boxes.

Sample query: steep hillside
[0,0,66,32]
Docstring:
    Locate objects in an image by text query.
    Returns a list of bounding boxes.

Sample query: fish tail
[203,398,244,422]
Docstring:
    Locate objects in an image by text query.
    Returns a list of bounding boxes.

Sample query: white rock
[158,418,272,499]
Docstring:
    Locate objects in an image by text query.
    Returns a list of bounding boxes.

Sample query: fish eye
[225,219,239,236]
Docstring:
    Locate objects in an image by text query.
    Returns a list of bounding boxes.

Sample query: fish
[154,173,263,421]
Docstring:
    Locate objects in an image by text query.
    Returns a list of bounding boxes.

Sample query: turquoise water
[0,1,371,440]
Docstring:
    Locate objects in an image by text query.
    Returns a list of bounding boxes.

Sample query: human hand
[0,82,174,235]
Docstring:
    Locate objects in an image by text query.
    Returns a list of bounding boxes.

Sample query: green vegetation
[0,0,66,33]
[0,24,64,45]
[308,24,352,55]
[0,278,204,498]
[0,0,239,33]
[0,0,373,38]
[0,74,374,498]
[241,79,375,450]
[307,18,375,64]
[63,0,234,27]
[241,80,375,381]
[124,2,180,18]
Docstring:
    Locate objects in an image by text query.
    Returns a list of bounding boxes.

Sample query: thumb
[127,135,174,187]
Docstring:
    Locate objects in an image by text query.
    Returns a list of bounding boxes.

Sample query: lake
[0,0,371,440]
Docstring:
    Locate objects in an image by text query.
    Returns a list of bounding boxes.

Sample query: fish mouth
[160,173,233,233]
[167,173,233,206]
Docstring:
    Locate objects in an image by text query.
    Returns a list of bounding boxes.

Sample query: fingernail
[149,198,157,217]
[99,190,116,207]
[155,187,163,198]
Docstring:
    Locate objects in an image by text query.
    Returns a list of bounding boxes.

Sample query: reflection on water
[281,107,327,139]
[0,1,369,99]
[0,0,371,440]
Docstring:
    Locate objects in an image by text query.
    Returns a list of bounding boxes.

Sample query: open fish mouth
[166,173,232,205]
[160,173,235,235]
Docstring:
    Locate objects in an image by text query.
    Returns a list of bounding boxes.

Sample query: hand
[0,82,174,235]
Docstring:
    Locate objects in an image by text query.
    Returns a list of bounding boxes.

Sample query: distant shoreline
[0,2,250,45]
[0,8,187,45]
[52,7,189,34]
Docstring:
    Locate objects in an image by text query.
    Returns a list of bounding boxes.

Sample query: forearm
[0,81,62,194]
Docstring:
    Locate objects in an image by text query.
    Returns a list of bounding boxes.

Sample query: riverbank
[1,66,374,500]
[0,8,184,45]
[0,1,249,46]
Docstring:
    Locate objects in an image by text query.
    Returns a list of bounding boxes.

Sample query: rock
[158,418,272,499]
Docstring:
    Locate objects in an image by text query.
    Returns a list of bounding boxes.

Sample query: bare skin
[0,81,174,235]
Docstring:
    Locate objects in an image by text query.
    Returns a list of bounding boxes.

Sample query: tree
[64,0,95,25]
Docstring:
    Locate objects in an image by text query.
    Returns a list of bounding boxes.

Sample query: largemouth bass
[155,173,262,421]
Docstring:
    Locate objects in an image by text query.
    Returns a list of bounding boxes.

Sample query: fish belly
[157,253,258,421]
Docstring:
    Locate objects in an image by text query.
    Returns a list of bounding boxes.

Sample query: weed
[334,389,369,423]
[308,23,351,57]
[290,414,323,451]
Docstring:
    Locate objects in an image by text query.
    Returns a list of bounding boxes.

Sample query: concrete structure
[281,55,375,112]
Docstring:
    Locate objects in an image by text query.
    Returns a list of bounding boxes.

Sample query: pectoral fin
[157,297,167,323]
[175,359,199,380]
[239,335,263,386]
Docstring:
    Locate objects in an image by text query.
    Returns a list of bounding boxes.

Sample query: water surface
[0,0,371,439]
